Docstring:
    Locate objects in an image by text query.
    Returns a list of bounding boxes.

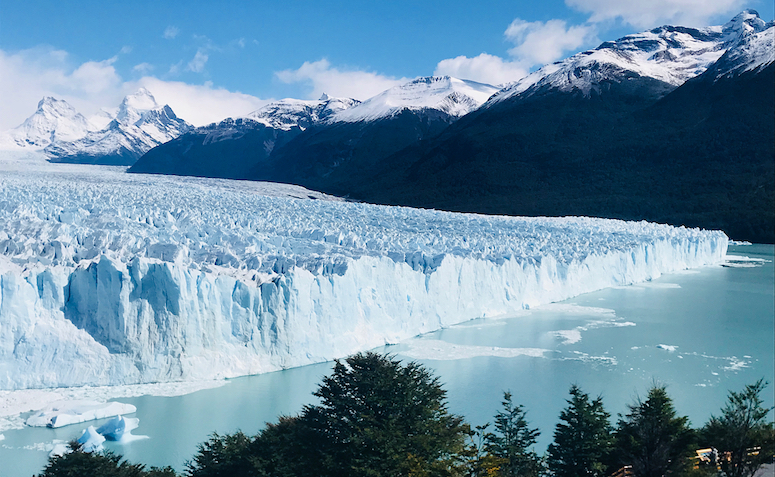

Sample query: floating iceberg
[96,415,146,442]
[25,400,137,428]
[77,426,105,452]
[0,165,728,390]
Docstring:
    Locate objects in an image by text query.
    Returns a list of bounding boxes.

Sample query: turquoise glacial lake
[1,244,773,476]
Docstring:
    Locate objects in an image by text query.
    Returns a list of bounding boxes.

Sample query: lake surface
[2,244,773,476]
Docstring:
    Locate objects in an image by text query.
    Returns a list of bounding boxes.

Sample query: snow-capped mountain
[246,95,360,130]
[333,76,498,122]
[0,97,91,149]
[491,9,772,101]
[247,76,500,192]
[129,94,359,178]
[347,11,774,244]
[45,89,192,165]
[703,19,774,79]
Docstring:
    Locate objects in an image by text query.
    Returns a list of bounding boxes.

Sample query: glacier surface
[0,162,727,390]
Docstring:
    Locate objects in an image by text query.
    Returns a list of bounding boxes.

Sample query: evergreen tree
[701,379,775,477]
[38,441,177,477]
[484,392,541,477]
[185,431,258,477]
[304,352,469,477]
[547,385,613,477]
[463,423,507,477]
[613,385,695,477]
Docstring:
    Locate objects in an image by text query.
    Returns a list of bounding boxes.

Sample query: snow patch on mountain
[333,76,499,122]
[88,108,118,131]
[708,21,775,78]
[491,10,771,102]
[245,95,360,131]
[0,163,727,390]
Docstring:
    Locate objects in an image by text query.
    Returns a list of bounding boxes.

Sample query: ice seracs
[0,164,728,390]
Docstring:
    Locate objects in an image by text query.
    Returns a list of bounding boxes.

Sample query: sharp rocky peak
[722,9,768,36]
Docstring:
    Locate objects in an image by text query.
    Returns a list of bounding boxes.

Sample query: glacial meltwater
[1,244,772,476]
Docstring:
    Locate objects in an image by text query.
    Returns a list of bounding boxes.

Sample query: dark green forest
[38,353,774,477]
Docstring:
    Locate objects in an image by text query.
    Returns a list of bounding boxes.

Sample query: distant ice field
[0,156,727,392]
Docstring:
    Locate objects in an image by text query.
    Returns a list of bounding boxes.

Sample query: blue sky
[1,0,772,128]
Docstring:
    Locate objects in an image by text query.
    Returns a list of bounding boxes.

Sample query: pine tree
[613,385,695,477]
[305,352,469,477]
[39,441,177,477]
[547,385,613,477]
[701,379,775,477]
[484,392,541,477]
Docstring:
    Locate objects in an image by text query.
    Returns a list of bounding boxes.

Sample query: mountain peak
[116,89,160,125]
[1,96,90,149]
[722,9,768,38]
[490,10,775,103]
[332,76,498,123]
[120,89,158,111]
[319,93,331,101]
[36,96,78,116]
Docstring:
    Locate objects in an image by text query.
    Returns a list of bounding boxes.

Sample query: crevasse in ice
[0,167,728,390]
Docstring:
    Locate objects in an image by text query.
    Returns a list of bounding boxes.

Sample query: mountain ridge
[0,89,192,166]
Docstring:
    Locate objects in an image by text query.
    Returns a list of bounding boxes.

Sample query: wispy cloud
[434,53,528,86]
[163,25,180,39]
[275,59,410,100]
[186,49,209,73]
[566,0,746,28]
[505,18,597,66]
[132,62,154,75]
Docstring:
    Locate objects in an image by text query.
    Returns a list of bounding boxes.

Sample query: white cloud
[163,26,179,39]
[0,47,124,128]
[186,49,209,73]
[0,47,267,130]
[70,56,122,94]
[566,0,745,28]
[433,18,596,86]
[505,19,597,65]
[275,59,410,100]
[132,62,154,74]
[120,46,132,54]
[131,77,268,126]
[434,53,527,86]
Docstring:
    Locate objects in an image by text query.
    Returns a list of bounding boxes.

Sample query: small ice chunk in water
[77,425,105,452]
[96,415,145,442]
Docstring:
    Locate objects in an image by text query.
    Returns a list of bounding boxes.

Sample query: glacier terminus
[0,161,728,391]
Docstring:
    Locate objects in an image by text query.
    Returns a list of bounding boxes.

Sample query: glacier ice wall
[0,167,728,389]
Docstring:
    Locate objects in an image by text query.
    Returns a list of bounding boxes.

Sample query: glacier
[0,162,727,390]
